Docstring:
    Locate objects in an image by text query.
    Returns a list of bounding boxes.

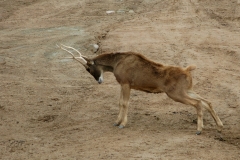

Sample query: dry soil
[0,0,240,159]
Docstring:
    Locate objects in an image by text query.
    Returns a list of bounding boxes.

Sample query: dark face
[86,65,103,84]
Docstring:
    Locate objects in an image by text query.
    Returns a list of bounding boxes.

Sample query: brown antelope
[57,44,223,135]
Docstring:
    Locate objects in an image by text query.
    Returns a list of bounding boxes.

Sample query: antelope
[57,44,223,135]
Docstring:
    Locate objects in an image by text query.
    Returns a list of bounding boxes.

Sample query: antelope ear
[82,57,94,65]
[89,60,94,65]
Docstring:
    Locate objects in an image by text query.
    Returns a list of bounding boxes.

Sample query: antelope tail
[185,65,196,72]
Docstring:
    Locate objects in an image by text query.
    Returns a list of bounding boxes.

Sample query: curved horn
[57,44,88,68]
[60,44,88,62]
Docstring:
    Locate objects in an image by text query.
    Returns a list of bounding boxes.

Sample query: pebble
[89,44,99,53]
[129,10,135,13]
[106,11,115,14]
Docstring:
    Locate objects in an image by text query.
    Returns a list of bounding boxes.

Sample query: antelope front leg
[115,84,130,129]
[114,88,124,126]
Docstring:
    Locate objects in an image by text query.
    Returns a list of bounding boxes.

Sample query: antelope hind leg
[188,91,223,133]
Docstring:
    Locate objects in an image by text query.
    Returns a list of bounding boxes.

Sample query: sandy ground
[0,0,240,159]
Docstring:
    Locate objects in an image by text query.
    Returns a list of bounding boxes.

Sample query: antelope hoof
[217,126,223,133]
[118,125,124,129]
[113,123,119,126]
[196,131,201,135]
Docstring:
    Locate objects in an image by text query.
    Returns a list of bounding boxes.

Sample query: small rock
[117,9,126,13]
[129,10,135,13]
[89,44,99,53]
[106,11,115,14]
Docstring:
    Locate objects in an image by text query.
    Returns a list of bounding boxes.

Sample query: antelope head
[57,44,104,84]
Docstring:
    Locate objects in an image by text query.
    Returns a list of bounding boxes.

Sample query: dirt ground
[0,0,240,159]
